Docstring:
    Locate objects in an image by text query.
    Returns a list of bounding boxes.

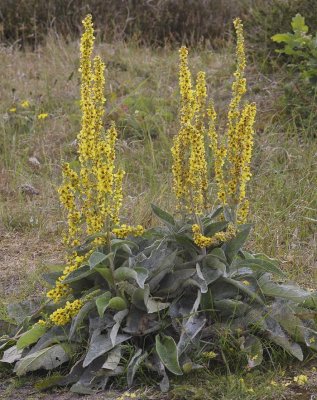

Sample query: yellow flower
[202,351,217,360]
[113,224,144,239]
[49,299,84,326]
[9,107,16,112]
[192,223,236,248]
[21,100,30,108]
[293,374,308,385]
[37,113,48,120]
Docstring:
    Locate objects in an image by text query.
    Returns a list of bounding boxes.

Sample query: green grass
[0,36,317,398]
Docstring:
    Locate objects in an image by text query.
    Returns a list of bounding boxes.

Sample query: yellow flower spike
[207,104,227,205]
[49,299,84,326]
[172,47,209,214]
[112,224,144,239]
[50,15,143,307]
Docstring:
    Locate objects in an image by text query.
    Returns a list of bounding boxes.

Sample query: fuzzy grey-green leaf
[155,335,182,375]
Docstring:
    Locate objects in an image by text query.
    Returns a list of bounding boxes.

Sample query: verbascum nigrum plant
[1,16,316,396]
[46,15,144,316]
[172,18,256,226]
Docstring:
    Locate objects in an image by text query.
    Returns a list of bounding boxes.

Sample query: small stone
[20,183,40,196]
[28,156,41,169]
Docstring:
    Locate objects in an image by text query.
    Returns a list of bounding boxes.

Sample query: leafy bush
[272,14,317,85]
[245,0,317,65]
[271,13,317,137]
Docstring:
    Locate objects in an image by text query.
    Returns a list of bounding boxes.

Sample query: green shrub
[270,13,317,137]
[245,0,317,65]
[272,14,317,85]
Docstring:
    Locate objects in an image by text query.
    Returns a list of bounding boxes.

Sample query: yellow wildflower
[201,351,217,360]
[21,100,30,108]
[9,107,16,112]
[171,47,208,214]
[37,113,48,119]
[293,374,308,385]
[192,223,236,248]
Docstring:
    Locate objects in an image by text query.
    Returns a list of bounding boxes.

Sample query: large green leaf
[151,204,175,226]
[233,258,285,278]
[95,292,111,317]
[14,344,71,376]
[1,345,23,363]
[83,334,131,368]
[222,277,265,305]
[131,285,150,311]
[271,302,317,349]
[89,251,112,269]
[110,310,128,346]
[113,266,148,288]
[110,238,139,251]
[17,324,47,350]
[63,265,94,283]
[28,326,68,355]
[95,266,113,284]
[96,293,127,318]
[102,346,122,370]
[70,357,110,394]
[108,297,127,311]
[177,315,206,355]
[124,306,161,335]
[147,249,178,290]
[155,269,196,296]
[223,225,251,264]
[69,301,95,339]
[205,248,228,266]
[201,266,224,285]
[265,317,303,361]
[258,274,317,304]
[204,221,228,237]
[127,349,148,386]
[7,300,40,325]
[155,335,182,375]
[214,299,250,318]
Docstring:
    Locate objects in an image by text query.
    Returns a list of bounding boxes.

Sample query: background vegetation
[0,0,316,399]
